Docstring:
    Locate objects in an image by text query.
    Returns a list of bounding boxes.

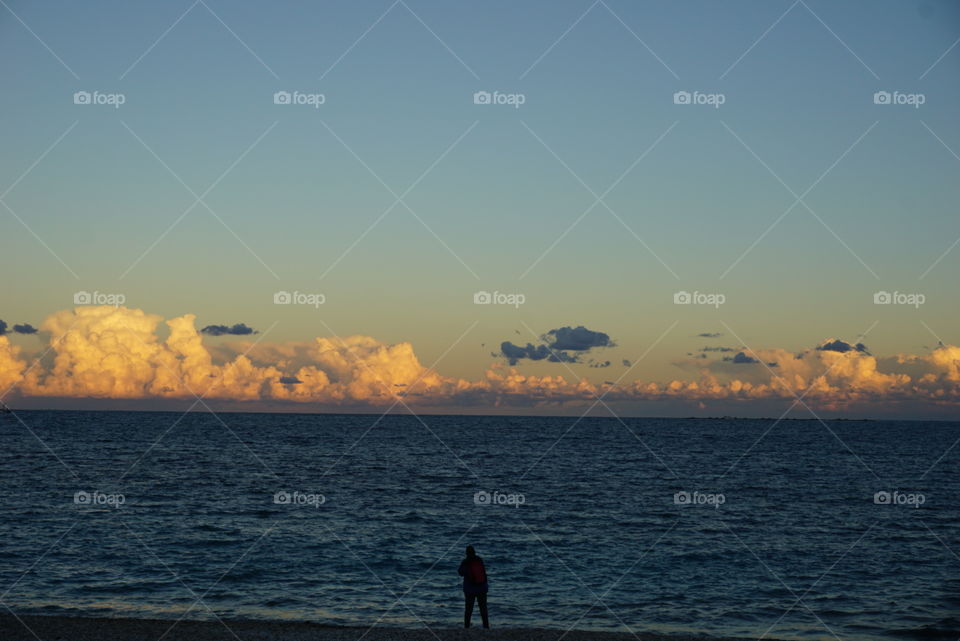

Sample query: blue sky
[1,0,958,415]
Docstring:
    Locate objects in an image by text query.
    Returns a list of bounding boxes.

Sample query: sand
[0,614,776,641]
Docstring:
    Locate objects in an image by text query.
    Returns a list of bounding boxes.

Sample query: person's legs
[464,593,475,628]
[477,593,489,629]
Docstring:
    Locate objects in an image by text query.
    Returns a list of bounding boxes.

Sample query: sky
[1,0,959,418]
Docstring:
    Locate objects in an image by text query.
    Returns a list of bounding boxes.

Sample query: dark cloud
[700,346,736,353]
[724,352,759,364]
[278,376,302,385]
[698,332,722,338]
[500,325,614,365]
[721,352,778,367]
[500,341,577,366]
[200,323,258,336]
[0,320,38,335]
[817,339,869,354]
[546,326,613,351]
[621,359,632,367]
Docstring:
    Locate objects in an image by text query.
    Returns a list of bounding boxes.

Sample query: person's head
[465,545,476,558]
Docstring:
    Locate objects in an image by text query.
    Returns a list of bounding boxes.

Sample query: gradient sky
[1,0,959,416]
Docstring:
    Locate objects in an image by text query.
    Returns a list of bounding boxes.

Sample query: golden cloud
[4,306,960,410]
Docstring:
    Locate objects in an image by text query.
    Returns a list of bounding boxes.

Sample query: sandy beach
[0,614,780,641]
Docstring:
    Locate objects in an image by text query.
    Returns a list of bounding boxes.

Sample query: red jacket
[458,556,489,595]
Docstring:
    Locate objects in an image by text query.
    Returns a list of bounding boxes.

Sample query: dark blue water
[1,411,958,640]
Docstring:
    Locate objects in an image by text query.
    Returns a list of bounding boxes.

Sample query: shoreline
[5,406,955,423]
[0,613,787,641]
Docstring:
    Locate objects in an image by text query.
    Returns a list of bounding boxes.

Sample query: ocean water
[0,410,958,640]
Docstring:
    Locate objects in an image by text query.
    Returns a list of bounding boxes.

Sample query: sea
[0,410,958,641]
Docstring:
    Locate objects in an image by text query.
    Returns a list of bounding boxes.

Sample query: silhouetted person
[458,545,489,629]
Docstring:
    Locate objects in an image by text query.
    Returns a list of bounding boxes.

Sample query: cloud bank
[1,307,959,413]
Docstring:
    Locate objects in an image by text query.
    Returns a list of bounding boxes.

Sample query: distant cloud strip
[200,323,258,336]
[0,320,38,335]
[1,309,959,412]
